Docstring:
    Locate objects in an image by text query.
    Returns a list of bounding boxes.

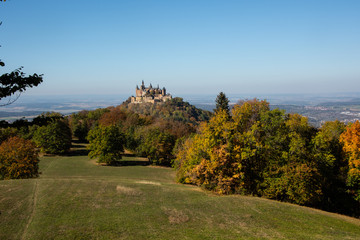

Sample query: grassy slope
[1,153,360,239]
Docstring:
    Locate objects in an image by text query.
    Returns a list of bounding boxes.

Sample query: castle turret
[141,80,145,90]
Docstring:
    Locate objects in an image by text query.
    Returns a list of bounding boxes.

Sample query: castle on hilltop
[130,81,172,104]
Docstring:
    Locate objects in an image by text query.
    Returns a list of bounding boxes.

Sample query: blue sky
[1,0,360,97]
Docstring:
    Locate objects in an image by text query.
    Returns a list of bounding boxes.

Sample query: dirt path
[21,180,39,240]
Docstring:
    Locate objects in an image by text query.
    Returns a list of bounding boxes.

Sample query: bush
[0,136,39,180]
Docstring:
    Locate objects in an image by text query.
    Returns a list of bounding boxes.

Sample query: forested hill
[121,97,212,125]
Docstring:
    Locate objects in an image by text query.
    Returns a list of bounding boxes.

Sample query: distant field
[1,151,360,239]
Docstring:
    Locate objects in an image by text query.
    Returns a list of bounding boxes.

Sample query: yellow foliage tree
[340,120,360,201]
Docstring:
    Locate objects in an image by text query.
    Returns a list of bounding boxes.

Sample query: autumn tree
[175,100,270,194]
[174,130,210,184]
[98,107,127,127]
[340,121,360,201]
[175,99,326,206]
[0,136,39,180]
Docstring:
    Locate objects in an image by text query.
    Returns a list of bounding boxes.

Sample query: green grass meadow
[1,150,360,239]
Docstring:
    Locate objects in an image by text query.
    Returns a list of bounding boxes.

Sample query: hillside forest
[1,95,360,217]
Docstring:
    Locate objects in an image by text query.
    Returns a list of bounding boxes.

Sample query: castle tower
[135,85,142,97]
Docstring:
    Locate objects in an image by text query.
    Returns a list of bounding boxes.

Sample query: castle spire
[141,80,145,90]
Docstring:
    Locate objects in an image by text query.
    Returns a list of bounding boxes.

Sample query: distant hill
[318,98,360,107]
[121,97,212,125]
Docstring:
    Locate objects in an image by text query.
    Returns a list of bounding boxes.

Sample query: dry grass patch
[135,180,161,186]
[116,185,142,196]
[162,207,189,224]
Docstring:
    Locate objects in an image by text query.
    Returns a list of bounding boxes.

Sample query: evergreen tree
[215,92,230,115]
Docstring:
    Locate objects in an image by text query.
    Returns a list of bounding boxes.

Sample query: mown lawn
[1,152,360,239]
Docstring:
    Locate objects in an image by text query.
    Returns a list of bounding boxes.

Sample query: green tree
[69,111,91,142]
[32,120,72,154]
[312,120,348,210]
[135,127,175,166]
[87,125,124,165]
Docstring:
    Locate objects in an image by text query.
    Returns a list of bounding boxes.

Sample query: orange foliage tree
[0,136,39,179]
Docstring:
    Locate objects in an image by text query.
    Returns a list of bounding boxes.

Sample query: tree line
[0,97,210,179]
[2,92,360,217]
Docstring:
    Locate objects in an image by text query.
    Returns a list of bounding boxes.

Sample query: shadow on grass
[122,153,138,157]
[72,139,88,144]
[111,160,150,166]
[60,140,90,157]
[64,149,90,157]
[63,144,150,165]
[71,144,87,149]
